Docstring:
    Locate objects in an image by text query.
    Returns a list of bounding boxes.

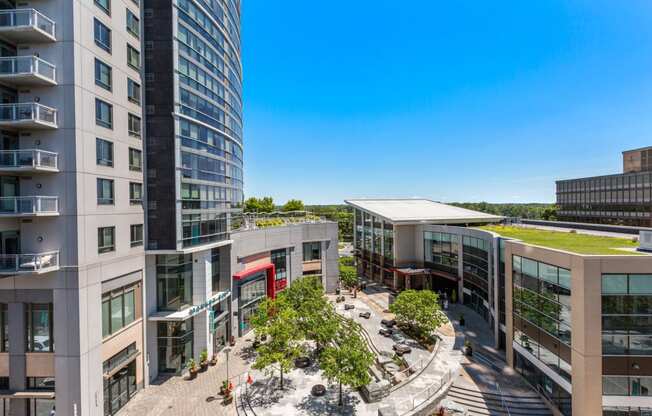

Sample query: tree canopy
[389,290,447,337]
[244,196,275,213]
[282,199,305,212]
[320,319,374,406]
[251,296,304,389]
[339,265,358,290]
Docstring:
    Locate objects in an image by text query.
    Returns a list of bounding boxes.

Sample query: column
[192,250,212,359]
[9,303,26,416]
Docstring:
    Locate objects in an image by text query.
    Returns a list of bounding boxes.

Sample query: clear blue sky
[241,0,652,205]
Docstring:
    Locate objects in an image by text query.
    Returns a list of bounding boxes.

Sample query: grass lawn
[478,225,642,255]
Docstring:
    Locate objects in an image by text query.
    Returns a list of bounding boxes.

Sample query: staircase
[446,385,553,416]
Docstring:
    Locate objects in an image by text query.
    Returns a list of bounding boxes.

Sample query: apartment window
[303,242,321,261]
[130,224,143,247]
[98,227,115,254]
[94,19,111,53]
[127,78,140,104]
[95,98,113,129]
[26,304,53,352]
[95,0,110,14]
[126,9,139,38]
[102,284,138,338]
[271,249,287,280]
[96,138,113,167]
[128,113,141,137]
[26,377,55,391]
[0,304,6,353]
[127,45,140,70]
[94,58,112,91]
[128,148,142,171]
[129,182,142,204]
[97,178,114,205]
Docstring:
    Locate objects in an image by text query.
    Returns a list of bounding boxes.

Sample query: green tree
[251,296,303,390]
[282,276,339,349]
[339,256,355,267]
[389,290,447,338]
[339,265,358,293]
[320,320,374,406]
[244,196,275,213]
[541,206,558,221]
[282,199,305,212]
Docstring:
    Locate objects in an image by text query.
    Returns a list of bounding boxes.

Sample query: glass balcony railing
[0,56,56,85]
[0,149,58,171]
[0,196,58,216]
[0,9,56,42]
[0,251,59,274]
[0,103,57,128]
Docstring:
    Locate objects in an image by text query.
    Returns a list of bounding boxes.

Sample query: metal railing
[396,369,453,415]
[0,9,56,38]
[0,149,58,170]
[0,56,55,82]
[0,196,58,215]
[0,251,59,273]
[232,211,329,232]
[0,103,57,125]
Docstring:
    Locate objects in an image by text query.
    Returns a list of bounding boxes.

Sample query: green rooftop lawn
[478,225,642,255]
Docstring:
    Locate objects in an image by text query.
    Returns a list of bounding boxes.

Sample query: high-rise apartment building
[557,147,652,227]
[0,0,146,415]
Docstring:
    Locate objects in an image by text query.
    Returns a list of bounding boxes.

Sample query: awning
[103,351,141,379]
[233,262,274,280]
[0,391,55,399]
[393,267,430,275]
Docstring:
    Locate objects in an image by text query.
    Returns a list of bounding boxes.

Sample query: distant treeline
[306,205,353,242]
[449,202,557,220]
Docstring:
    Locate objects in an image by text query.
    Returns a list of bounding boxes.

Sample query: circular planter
[311,384,326,397]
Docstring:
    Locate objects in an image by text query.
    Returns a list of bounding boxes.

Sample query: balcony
[0,103,57,129]
[0,251,59,275]
[0,56,56,86]
[0,9,56,43]
[0,196,59,217]
[0,150,58,173]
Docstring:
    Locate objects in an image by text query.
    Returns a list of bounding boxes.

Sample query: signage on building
[188,291,230,316]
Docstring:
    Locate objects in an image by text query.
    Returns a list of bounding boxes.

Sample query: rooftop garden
[478,225,642,255]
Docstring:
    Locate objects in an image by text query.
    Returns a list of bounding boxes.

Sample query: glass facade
[424,231,459,275]
[512,255,571,382]
[174,0,243,248]
[462,236,490,320]
[514,350,572,415]
[237,271,267,335]
[156,255,193,311]
[157,320,194,373]
[103,343,138,415]
[382,222,393,265]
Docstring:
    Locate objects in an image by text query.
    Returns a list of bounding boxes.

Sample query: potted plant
[186,358,198,380]
[459,314,465,327]
[199,349,209,371]
[463,340,473,356]
[209,354,218,366]
[520,334,532,351]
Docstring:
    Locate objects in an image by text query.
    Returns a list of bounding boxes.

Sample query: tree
[389,290,447,338]
[282,276,339,349]
[282,199,305,212]
[320,320,374,406]
[251,296,303,390]
[339,265,358,295]
[541,206,558,221]
[244,196,275,213]
[339,256,355,267]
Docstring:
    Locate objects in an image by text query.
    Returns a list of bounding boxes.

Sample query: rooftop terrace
[478,225,644,255]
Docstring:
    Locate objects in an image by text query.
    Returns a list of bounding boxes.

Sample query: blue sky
[241,0,652,205]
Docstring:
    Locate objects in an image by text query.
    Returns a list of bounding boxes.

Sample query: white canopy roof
[345,198,503,225]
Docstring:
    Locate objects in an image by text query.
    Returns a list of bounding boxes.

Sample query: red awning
[233,262,274,280]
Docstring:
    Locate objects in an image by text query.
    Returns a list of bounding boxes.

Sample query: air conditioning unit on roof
[640,231,652,252]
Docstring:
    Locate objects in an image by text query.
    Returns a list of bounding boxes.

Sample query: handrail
[0,196,58,214]
[0,102,57,125]
[395,369,453,415]
[0,149,58,170]
[0,9,56,38]
[0,56,55,80]
[496,382,512,416]
[0,250,59,273]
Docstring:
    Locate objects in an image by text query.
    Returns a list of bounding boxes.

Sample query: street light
[224,347,232,382]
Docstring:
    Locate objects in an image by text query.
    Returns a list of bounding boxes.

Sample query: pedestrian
[49,406,55,416]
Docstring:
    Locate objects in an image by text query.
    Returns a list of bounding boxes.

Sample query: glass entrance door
[104,361,136,416]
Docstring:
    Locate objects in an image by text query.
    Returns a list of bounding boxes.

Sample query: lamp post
[224,347,232,382]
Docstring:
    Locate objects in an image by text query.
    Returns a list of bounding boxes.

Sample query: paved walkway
[117,335,255,416]
[242,289,461,416]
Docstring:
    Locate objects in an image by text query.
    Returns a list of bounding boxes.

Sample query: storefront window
[102,283,139,338]
[239,273,266,305]
[103,360,137,415]
[26,304,53,352]
[157,320,193,373]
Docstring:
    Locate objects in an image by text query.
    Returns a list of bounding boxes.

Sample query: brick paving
[117,334,255,416]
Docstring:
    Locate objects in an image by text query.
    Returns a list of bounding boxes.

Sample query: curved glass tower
[145,0,243,250]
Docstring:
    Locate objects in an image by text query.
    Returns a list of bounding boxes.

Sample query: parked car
[381,319,396,328]
[379,327,393,337]
[391,332,405,343]
[344,304,355,310]
[359,311,371,319]
[393,343,412,356]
